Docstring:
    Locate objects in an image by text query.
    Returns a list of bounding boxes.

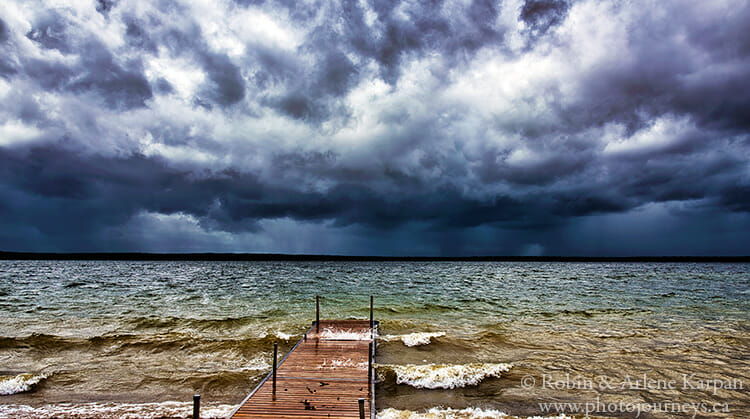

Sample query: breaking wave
[125,312,297,333]
[0,373,48,395]
[0,332,290,354]
[320,327,372,340]
[377,407,572,418]
[272,331,294,340]
[382,332,446,347]
[0,402,237,419]
[378,363,512,389]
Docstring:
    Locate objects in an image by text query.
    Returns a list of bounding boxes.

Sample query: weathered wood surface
[231,319,376,418]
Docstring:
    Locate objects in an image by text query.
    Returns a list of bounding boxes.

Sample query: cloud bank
[0,0,748,255]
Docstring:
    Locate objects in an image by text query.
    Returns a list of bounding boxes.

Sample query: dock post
[358,398,365,419]
[272,342,278,395]
[316,295,320,333]
[368,341,373,383]
[193,394,200,419]
[369,295,373,331]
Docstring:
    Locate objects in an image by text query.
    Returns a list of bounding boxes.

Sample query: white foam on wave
[0,373,47,395]
[259,330,295,341]
[240,353,272,371]
[275,331,294,340]
[379,363,512,389]
[0,401,237,419]
[320,327,372,340]
[377,407,572,419]
[382,332,446,346]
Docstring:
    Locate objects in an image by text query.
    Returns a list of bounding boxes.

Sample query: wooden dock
[229,299,377,419]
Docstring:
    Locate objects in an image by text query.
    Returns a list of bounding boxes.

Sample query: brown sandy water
[0,261,747,418]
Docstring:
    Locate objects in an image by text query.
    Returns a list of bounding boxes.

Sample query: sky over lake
[0,0,748,256]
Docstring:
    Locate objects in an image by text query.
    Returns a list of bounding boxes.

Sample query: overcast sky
[0,0,748,256]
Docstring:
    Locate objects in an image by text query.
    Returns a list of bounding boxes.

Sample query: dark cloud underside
[0,0,748,255]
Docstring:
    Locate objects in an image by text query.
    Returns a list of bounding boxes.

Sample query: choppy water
[0,261,748,418]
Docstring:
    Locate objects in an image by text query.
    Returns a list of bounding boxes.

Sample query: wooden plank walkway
[230,319,377,419]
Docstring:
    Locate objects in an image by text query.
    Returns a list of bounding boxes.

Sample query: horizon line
[0,251,747,262]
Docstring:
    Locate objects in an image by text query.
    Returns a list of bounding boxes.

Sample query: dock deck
[230,319,377,419]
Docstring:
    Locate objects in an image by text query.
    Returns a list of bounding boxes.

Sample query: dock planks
[231,319,376,419]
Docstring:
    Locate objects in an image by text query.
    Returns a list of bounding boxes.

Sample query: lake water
[0,261,748,418]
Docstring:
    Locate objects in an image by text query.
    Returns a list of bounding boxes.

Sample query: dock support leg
[358,398,365,419]
[272,342,278,396]
[316,295,320,333]
[368,341,373,383]
[369,295,373,333]
[193,394,200,419]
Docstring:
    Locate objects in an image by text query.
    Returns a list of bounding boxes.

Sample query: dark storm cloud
[18,11,153,109]
[3,136,742,251]
[265,47,357,121]
[123,18,158,52]
[21,58,74,90]
[521,0,570,37]
[25,10,73,53]
[246,0,503,86]
[361,0,503,82]
[96,0,117,16]
[313,49,358,97]
[0,145,264,249]
[0,17,8,43]
[154,77,174,94]
[0,0,748,254]
[198,51,246,107]
[120,13,246,108]
[565,27,750,135]
[72,42,153,110]
[0,17,15,76]
[235,0,504,120]
[0,143,546,248]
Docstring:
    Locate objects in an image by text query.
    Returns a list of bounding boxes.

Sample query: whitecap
[377,407,572,419]
[238,353,272,371]
[0,401,237,419]
[379,363,512,389]
[0,373,47,395]
[382,332,446,346]
[320,327,372,340]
